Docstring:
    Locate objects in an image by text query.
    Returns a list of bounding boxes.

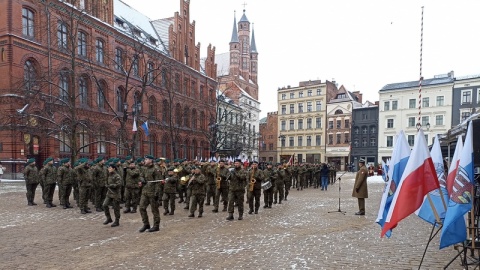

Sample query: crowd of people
[21,156,368,232]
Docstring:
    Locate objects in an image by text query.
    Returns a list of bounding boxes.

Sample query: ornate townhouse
[452,74,480,126]
[350,101,379,169]
[259,112,278,163]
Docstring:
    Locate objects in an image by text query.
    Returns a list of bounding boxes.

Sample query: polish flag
[445,135,463,196]
[381,129,440,237]
[288,153,295,165]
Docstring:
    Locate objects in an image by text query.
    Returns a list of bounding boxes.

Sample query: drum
[261,181,272,190]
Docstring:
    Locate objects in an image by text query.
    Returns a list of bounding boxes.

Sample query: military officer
[162,167,177,215]
[247,161,264,214]
[188,166,206,218]
[226,159,247,221]
[103,163,122,227]
[40,157,57,208]
[57,158,74,209]
[138,155,163,233]
[91,156,107,212]
[23,158,39,206]
[124,161,141,213]
[352,158,368,215]
[212,160,229,213]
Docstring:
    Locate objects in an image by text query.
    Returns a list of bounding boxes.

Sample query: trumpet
[216,164,221,190]
[249,167,256,192]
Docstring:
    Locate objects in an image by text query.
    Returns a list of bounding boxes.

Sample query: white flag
[132,117,137,132]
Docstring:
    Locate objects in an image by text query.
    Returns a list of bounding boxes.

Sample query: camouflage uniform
[188,172,206,217]
[226,166,247,220]
[103,169,122,224]
[40,163,57,207]
[23,161,39,205]
[139,163,163,230]
[297,165,306,190]
[274,166,286,204]
[284,166,292,200]
[291,165,299,189]
[176,163,188,203]
[247,167,264,214]
[124,164,141,213]
[162,170,177,215]
[57,163,74,208]
[205,164,216,205]
[213,166,229,212]
[75,161,92,213]
[91,163,107,211]
[262,167,275,208]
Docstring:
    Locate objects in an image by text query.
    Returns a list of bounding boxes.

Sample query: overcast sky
[121,0,480,119]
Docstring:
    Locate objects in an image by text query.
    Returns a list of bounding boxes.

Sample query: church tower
[250,24,258,84]
[238,10,251,82]
[229,12,240,77]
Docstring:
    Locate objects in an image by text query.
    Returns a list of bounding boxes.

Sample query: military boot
[188,213,195,218]
[222,205,227,212]
[50,203,56,207]
[212,208,218,213]
[31,201,37,206]
[103,217,113,225]
[111,218,119,227]
[183,205,189,210]
[131,207,137,213]
[263,204,268,209]
[198,212,203,218]
[123,207,131,214]
[139,224,151,233]
[226,213,234,221]
[238,213,243,220]
[279,200,282,204]
[255,208,259,214]
[148,225,159,232]
[248,209,253,215]
[81,209,87,214]
[168,210,174,215]
[65,203,73,208]
[85,208,92,213]
[96,207,103,212]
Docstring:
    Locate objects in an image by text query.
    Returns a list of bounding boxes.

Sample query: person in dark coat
[352,159,368,215]
[319,163,330,191]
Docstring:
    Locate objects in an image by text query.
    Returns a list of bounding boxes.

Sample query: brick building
[259,112,278,163]
[0,0,217,173]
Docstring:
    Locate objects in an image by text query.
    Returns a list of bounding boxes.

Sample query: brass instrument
[216,164,221,190]
[180,175,190,185]
[249,167,256,192]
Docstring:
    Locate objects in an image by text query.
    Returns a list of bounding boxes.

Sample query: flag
[381,129,440,237]
[440,121,474,249]
[376,131,410,237]
[446,136,463,196]
[132,116,137,132]
[415,135,448,225]
[141,121,149,136]
[288,153,295,165]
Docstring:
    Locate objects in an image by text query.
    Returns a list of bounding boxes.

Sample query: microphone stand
[328,170,348,215]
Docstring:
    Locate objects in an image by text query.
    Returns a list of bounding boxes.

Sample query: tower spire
[230,11,239,43]
[250,23,257,53]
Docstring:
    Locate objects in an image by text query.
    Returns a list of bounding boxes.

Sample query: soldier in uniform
[297,163,306,191]
[40,157,57,208]
[57,158,74,209]
[174,159,187,203]
[247,161,264,214]
[213,160,229,213]
[226,159,247,221]
[103,163,122,227]
[23,158,39,206]
[162,167,177,215]
[352,158,368,215]
[75,158,92,214]
[138,155,163,233]
[91,156,107,212]
[124,161,141,213]
[329,163,337,184]
[205,160,217,205]
[155,158,167,207]
[284,162,292,201]
[188,166,206,217]
[274,163,286,204]
[291,162,299,189]
[262,162,275,208]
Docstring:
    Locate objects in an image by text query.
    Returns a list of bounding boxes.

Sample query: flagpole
[425,193,441,224]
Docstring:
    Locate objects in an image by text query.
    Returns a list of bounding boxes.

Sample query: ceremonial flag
[415,135,448,225]
[440,121,474,249]
[381,129,440,237]
[132,116,137,132]
[141,121,149,136]
[446,136,463,196]
[288,153,295,165]
[376,131,410,237]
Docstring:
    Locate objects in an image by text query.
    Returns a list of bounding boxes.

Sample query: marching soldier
[138,155,163,233]
[91,156,107,212]
[162,167,177,215]
[40,157,57,208]
[284,162,292,201]
[297,163,306,191]
[247,161,264,214]
[205,160,217,205]
[212,160,229,213]
[274,163,286,204]
[226,159,247,221]
[124,161,141,213]
[188,166,206,218]
[262,162,275,208]
[23,158,39,206]
[155,158,168,207]
[57,158,74,209]
[291,162,299,189]
[175,159,187,203]
[75,158,92,214]
[102,163,122,227]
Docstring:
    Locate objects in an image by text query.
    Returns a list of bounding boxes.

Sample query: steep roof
[239,11,249,23]
[250,26,257,53]
[214,52,230,77]
[259,117,267,124]
[230,13,239,43]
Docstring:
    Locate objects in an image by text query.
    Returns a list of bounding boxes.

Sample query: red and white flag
[446,135,463,196]
[288,153,295,165]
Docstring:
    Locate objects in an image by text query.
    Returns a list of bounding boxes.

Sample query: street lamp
[426,122,430,131]
[278,134,286,163]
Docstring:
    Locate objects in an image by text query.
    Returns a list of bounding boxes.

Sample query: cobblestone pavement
[0,173,462,269]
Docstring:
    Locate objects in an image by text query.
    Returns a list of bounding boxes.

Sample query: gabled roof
[380,77,454,91]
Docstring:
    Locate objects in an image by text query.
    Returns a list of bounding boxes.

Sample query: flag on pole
[440,121,474,249]
[446,136,463,196]
[141,121,149,136]
[415,135,448,225]
[288,153,295,165]
[132,116,137,132]
[376,131,410,237]
[381,129,440,237]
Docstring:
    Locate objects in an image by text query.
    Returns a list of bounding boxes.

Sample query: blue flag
[141,121,149,136]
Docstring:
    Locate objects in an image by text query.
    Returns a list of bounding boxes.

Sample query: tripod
[328,170,348,215]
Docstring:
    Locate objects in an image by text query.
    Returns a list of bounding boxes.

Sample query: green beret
[43,157,54,165]
[26,158,35,165]
[94,156,104,164]
[144,155,154,160]
[125,155,132,160]
[136,157,144,164]
[167,166,175,172]
[120,159,125,163]
[107,163,117,169]
[165,159,170,163]
[60,158,70,165]
[111,158,119,164]
[155,158,161,163]
[173,159,179,163]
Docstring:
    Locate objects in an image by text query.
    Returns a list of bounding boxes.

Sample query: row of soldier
[22,156,337,232]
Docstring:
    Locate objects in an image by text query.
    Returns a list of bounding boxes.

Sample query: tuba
[249,167,256,192]
[216,164,221,190]
[180,174,190,185]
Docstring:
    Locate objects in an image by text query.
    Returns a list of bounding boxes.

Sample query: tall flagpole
[417,6,424,131]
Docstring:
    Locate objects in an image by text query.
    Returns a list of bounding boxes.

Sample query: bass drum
[261,181,272,190]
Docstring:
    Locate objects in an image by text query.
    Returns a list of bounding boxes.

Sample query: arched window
[191,109,197,130]
[22,8,35,38]
[96,39,105,63]
[200,111,205,130]
[24,60,37,93]
[183,107,189,127]
[162,99,169,122]
[97,81,106,109]
[78,31,87,57]
[147,62,155,84]
[132,55,139,76]
[97,129,107,154]
[79,76,88,106]
[114,48,123,70]
[57,21,68,49]
[334,109,343,115]
[59,70,69,102]
[78,125,89,153]
[133,91,142,113]
[116,87,124,112]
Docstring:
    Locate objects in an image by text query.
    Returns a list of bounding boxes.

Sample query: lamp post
[278,134,286,163]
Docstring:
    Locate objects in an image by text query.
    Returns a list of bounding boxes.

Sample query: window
[290,93,294,99]
[289,120,294,130]
[298,119,303,129]
[461,111,471,121]
[344,133,349,143]
[421,116,429,127]
[57,22,68,49]
[307,90,312,96]
[59,71,69,102]
[328,120,333,129]
[24,60,37,92]
[299,91,303,98]
[462,90,472,104]
[344,119,350,129]
[316,89,321,95]
[161,69,167,87]
[315,135,321,146]
[298,136,303,147]
[281,105,286,114]
[387,136,393,147]
[307,136,312,146]
[22,8,35,38]
[97,130,106,154]
[97,83,105,109]
[281,94,286,100]
[59,132,71,153]
[354,127,359,134]
[281,137,286,147]
[328,135,333,145]
[436,96,444,106]
[281,120,286,131]
[316,117,321,128]
[289,104,294,114]
[132,55,139,76]
[307,118,312,129]
[115,48,123,70]
[298,103,303,113]
[147,62,155,84]
[316,101,322,111]
[289,137,294,147]
[96,39,104,63]
[336,120,341,129]
[408,117,415,127]
[424,135,429,145]
[408,135,415,147]
[354,139,359,147]
[384,101,390,111]
[269,143,274,151]
[336,134,341,144]
[409,99,416,109]
[392,100,398,110]
[307,102,312,112]
[387,119,394,128]
[362,127,367,134]
[78,126,89,153]
[422,97,429,108]
[79,77,88,106]
[362,113,368,120]
[436,115,444,125]
[370,126,376,134]
[149,98,157,119]
[78,32,87,57]
[370,138,376,146]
